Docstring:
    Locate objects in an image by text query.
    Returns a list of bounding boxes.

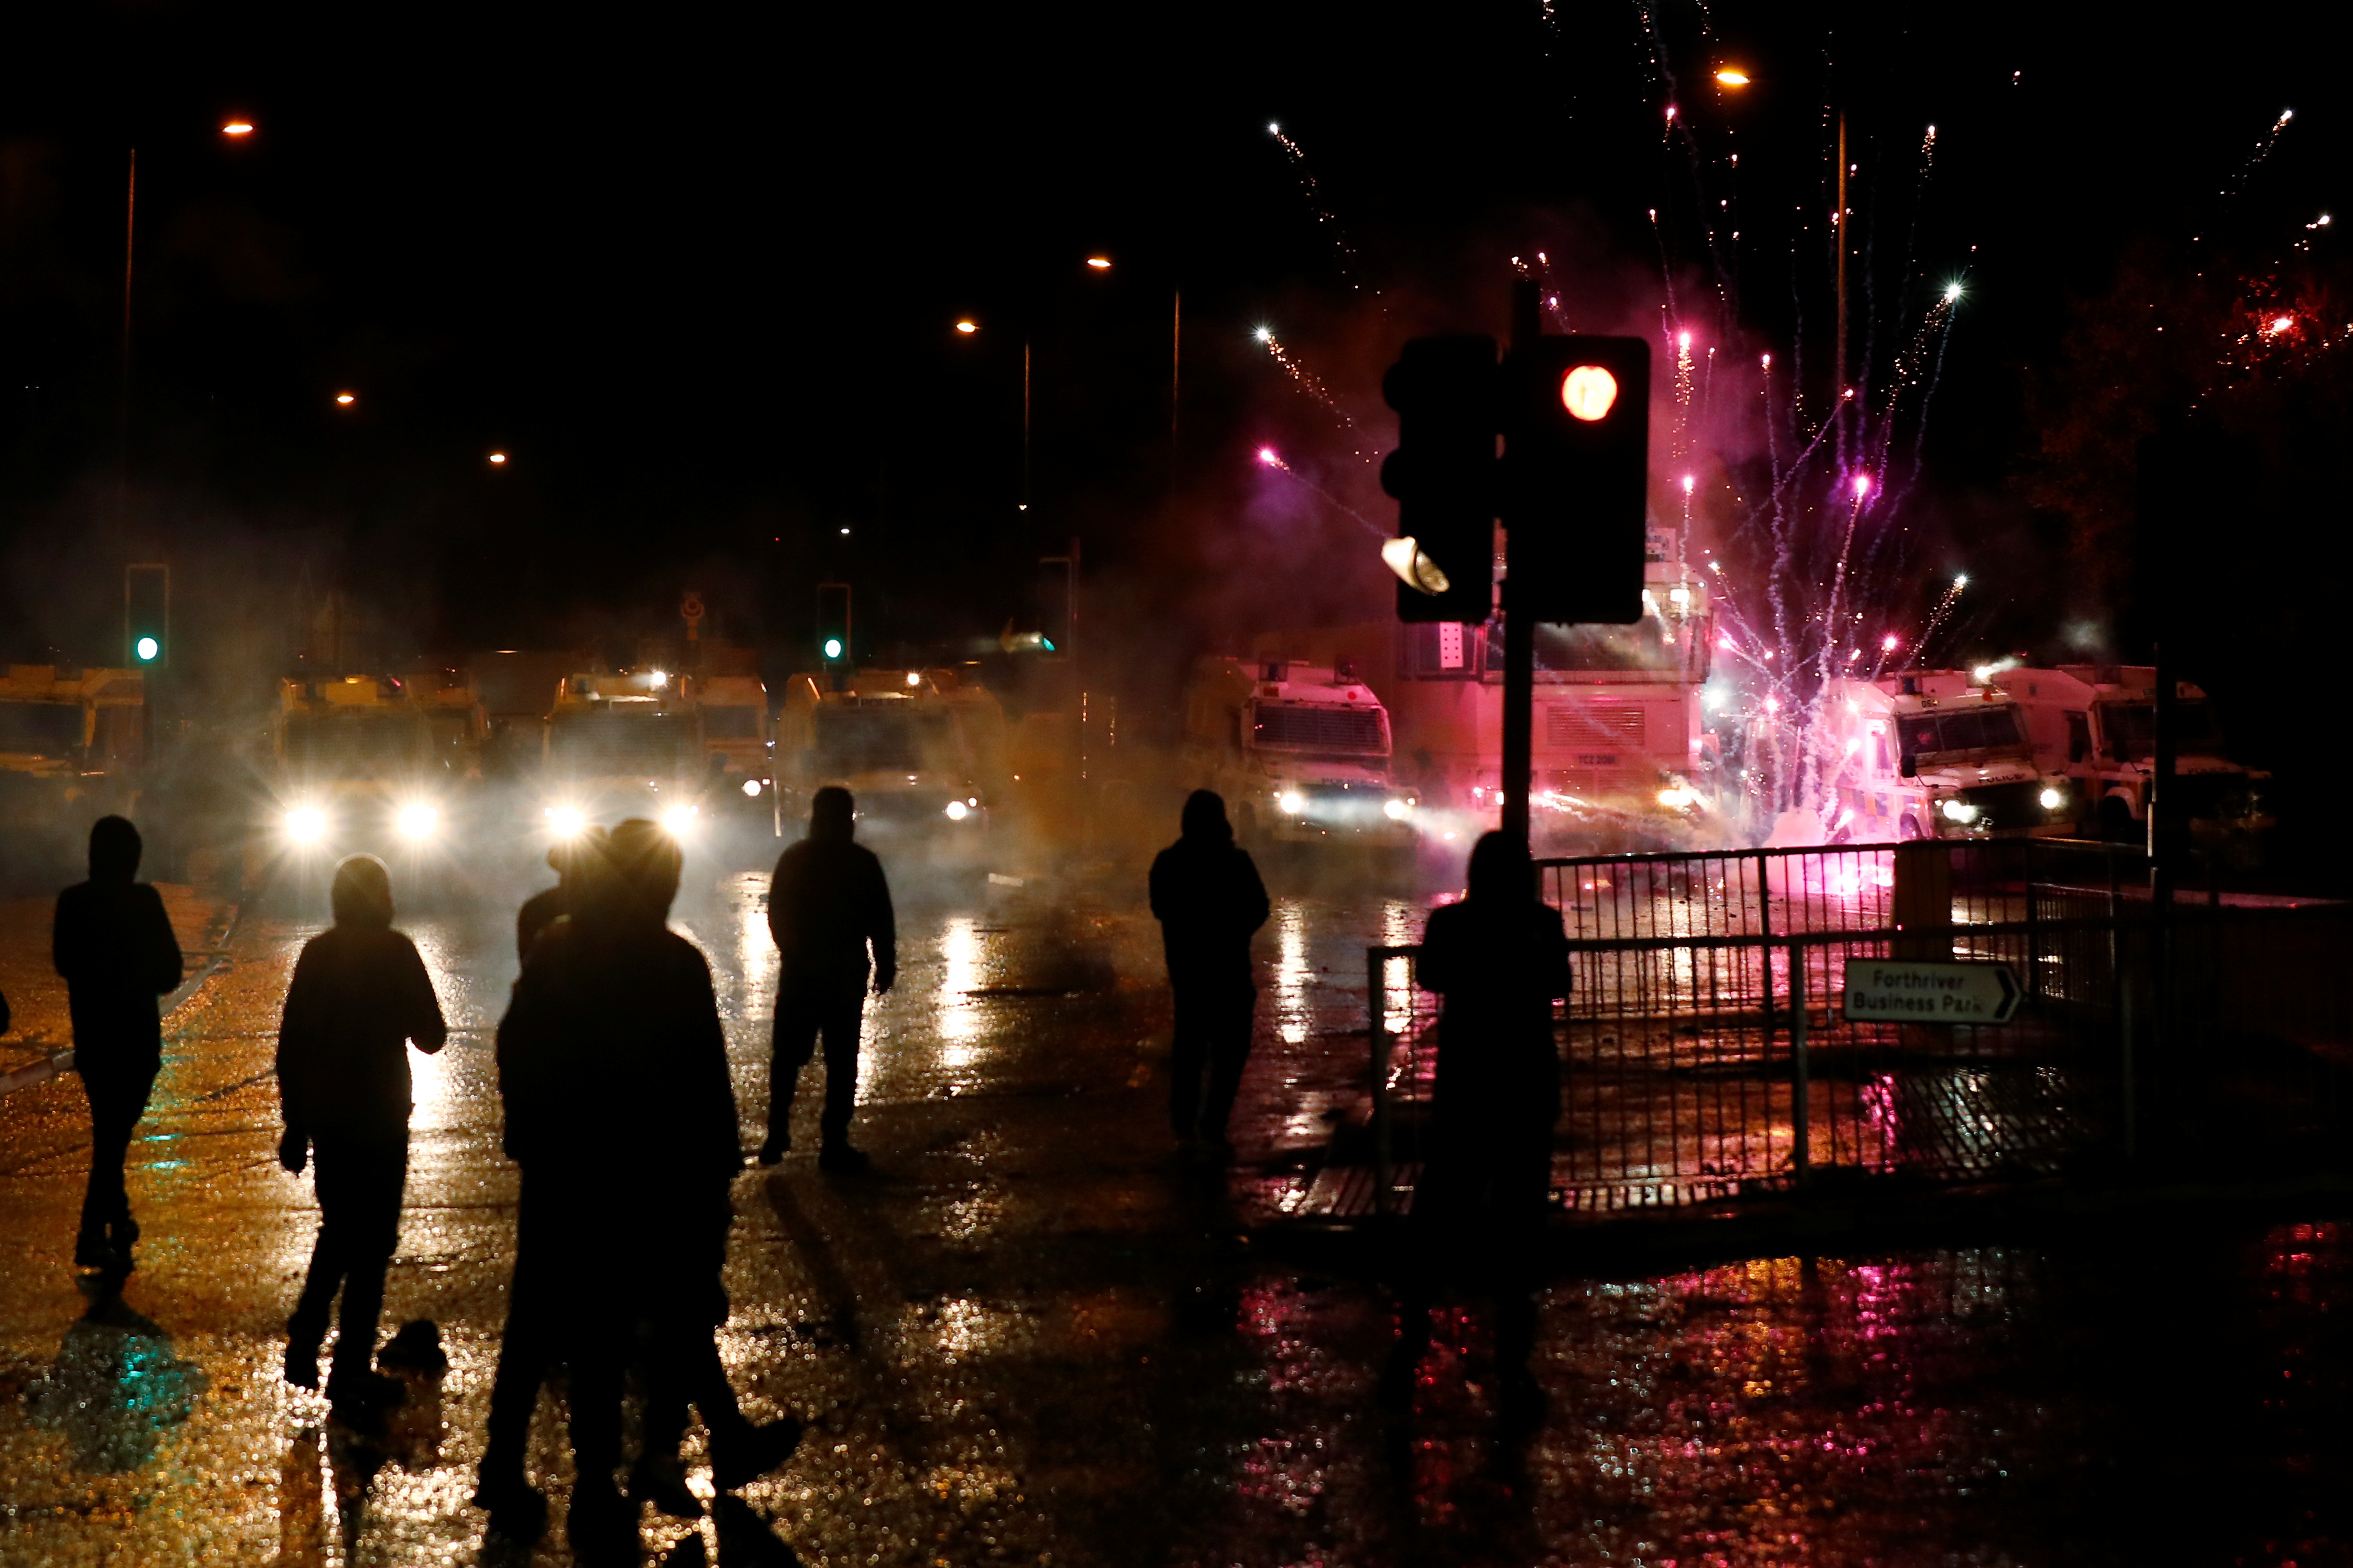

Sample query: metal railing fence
[1356,839,2350,1218]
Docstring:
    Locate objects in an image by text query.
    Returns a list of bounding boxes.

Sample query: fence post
[1789,941,1810,1186]
[2024,838,2043,1001]
[1754,850,1775,1044]
[2107,847,2136,1160]
[1369,947,1393,1217]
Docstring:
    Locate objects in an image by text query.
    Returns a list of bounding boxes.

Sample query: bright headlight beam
[396,803,439,841]
[545,806,586,839]
[1278,791,1305,815]
[284,805,327,844]
[944,799,970,821]
[659,804,699,837]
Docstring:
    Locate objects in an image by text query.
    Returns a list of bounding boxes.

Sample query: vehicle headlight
[943,799,970,821]
[659,804,699,837]
[284,805,327,844]
[1940,799,1980,823]
[1383,797,1412,821]
[545,805,586,839]
[1278,791,1305,815]
[2039,787,2064,811]
[741,778,763,798]
[396,802,439,841]
[1657,786,1697,810]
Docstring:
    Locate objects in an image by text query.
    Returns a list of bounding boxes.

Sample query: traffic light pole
[1498,281,1543,854]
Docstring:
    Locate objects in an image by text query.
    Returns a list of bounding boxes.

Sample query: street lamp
[1713,67,1751,87]
[221,119,255,137]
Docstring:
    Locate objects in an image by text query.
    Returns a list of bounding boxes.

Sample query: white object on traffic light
[1380,536,1452,595]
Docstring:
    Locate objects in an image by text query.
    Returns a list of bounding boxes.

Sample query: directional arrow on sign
[1842,960,2021,1025]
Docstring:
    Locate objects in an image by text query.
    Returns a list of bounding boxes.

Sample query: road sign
[1842,960,2021,1025]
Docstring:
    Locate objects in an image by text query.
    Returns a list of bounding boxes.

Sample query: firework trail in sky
[2225,107,2295,196]
[1256,446,1383,536]
[1252,326,1375,462]
[1267,123,1365,290]
[1635,82,1981,827]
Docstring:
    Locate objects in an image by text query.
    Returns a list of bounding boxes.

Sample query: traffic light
[1501,336,1651,624]
[815,582,851,666]
[125,563,169,667]
[1379,334,1499,624]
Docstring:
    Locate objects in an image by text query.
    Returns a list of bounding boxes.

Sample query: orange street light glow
[1714,68,1751,87]
[1560,365,1619,422]
[334,392,355,406]
[954,319,977,334]
[221,120,255,136]
[488,451,508,464]
[1085,256,1112,270]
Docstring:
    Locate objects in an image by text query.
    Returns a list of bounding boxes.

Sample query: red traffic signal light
[1503,336,1650,624]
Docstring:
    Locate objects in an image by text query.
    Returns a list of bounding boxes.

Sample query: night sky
[4,3,2349,715]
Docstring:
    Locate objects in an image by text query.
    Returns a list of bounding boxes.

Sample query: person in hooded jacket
[1382,831,1571,1426]
[763,786,896,1171]
[495,819,798,1562]
[471,825,609,1540]
[1149,790,1270,1149]
[52,816,183,1272]
[276,854,447,1417]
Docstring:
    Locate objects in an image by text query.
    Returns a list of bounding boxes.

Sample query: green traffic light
[822,638,843,661]
[135,636,160,662]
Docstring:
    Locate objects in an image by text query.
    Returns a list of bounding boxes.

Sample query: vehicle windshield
[2098,700,2223,760]
[0,701,84,755]
[813,707,948,774]
[1531,619,1681,673]
[546,711,698,777]
[1896,703,2028,765]
[284,714,433,774]
[1249,702,1390,759]
[702,705,764,741]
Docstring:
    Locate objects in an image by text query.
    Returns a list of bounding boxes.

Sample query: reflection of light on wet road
[405,928,461,1131]
[1274,904,1309,1045]
[732,871,776,1018]
[938,916,982,1069]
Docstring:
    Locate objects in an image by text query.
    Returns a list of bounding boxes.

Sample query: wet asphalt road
[0,842,2347,1566]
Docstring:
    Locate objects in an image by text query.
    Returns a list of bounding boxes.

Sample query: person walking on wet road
[1149,789,1270,1151]
[274,854,448,1420]
[52,815,183,1273]
[471,825,608,1537]
[496,819,799,1560]
[764,785,896,1172]
[1383,830,1572,1426]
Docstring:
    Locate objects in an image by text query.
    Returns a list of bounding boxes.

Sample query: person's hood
[331,854,395,929]
[87,816,141,882]
[810,788,856,844]
[1180,789,1232,843]
[1464,831,1533,905]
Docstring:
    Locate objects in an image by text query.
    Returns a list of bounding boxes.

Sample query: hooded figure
[492,820,798,1556]
[762,787,896,1170]
[52,816,183,1272]
[275,854,446,1418]
[1148,789,1270,1147]
[1383,831,1573,1426]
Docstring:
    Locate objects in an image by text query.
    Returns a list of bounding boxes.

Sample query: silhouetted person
[53,816,182,1272]
[497,819,798,1563]
[1382,831,1571,1428]
[1149,789,1270,1150]
[764,786,896,1171]
[515,830,605,962]
[276,854,447,1423]
[474,828,608,1538]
